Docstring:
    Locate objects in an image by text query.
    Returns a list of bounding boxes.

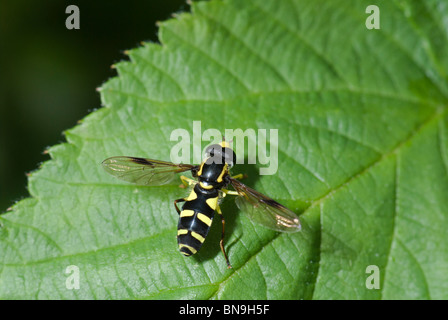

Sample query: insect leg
[179,175,197,188]
[230,173,247,180]
[174,198,186,215]
[216,204,232,269]
[221,189,239,196]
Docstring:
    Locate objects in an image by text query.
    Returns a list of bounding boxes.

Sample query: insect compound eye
[205,144,224,164]
[205,144,236,166]
[222,148,237,167]
[205,144,221,157]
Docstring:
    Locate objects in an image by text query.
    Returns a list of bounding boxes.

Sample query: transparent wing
[230,178,301,233]
[102,156,196,186]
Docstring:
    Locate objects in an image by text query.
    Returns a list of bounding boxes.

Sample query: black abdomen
[177,184,219,256]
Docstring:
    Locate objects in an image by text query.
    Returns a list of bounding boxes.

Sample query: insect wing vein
[230,179,301,232]
[102,156,196,186]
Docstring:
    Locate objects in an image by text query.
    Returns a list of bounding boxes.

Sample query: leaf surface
[1,0,447,299]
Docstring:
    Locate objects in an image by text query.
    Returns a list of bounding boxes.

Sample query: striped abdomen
[177,184,219,256]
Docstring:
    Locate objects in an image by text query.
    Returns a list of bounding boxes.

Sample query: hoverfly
[102,141,301,268]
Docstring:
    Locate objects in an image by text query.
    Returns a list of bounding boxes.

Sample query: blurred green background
[0,0,187,212]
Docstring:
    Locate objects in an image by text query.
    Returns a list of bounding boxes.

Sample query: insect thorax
[197,159,229,189]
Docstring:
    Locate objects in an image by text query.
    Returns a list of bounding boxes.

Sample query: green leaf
[1,0,448,299]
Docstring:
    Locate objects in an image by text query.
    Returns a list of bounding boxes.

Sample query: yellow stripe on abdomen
[191,231,205,243]
[180,209,195,217]
[185,189,198,201]
[197,213,212,227]
[206,197,218,210]
[178,244,197,255]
